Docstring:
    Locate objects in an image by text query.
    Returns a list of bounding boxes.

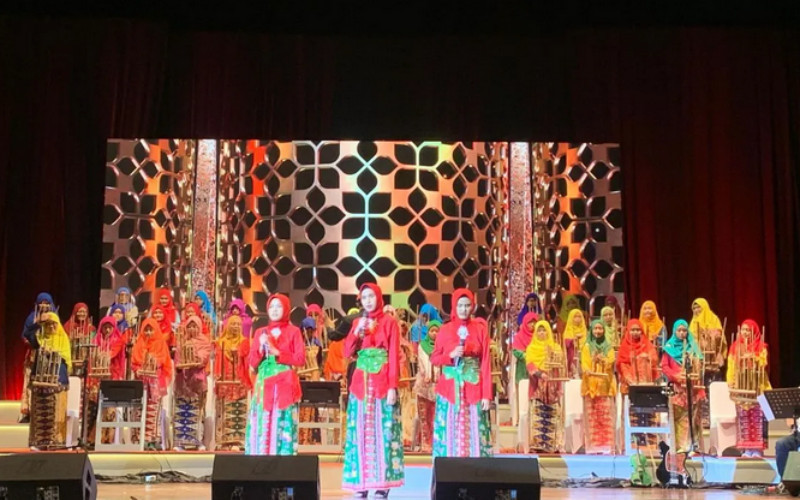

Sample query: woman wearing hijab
[524,320,566,453]
[639,300,667,353]
[19,292,57,423]
[64,302,96,375]
[342,284,404,498]
[193,290,217,330]
[413,319,440,453]
[155,288,181,331]
[214,315,251,451]
[563,309,588,378]
[151,304,175,352]
[223,298,253,338]
[690,298,726,377]
[431,288,493,458]
[172,316,212,450]
[25,311,71,450]
[108,287,139,327]
[86,317,126,448]
[246,294,305,456]
[183,302,211,337]
[662,319,706,453]
[410,303,443,345]
[511,311,537,432]
[600,305,620,349]
[132,317,173,450]
[617,319,659,448]
[726,319,770,457]
[516,292,543,327]
[581,319,617,454]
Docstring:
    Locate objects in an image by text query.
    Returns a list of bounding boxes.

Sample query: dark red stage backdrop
[0,20,798,398]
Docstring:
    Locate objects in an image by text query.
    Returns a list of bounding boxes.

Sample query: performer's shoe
[353,491,368,499]
[18,414,29,423]
[375,490,390,498]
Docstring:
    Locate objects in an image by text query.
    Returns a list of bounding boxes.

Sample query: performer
[512,311,538,386]
[25,311,71,450]
[245,293,304,456]
[639,300,667,354]
[616,319,659,447]
[600,305,621,349]
[525,319,566,453]
[516,292,543,327]
[306,304,335,347]
[223,298,253,338]
[183,302,211,336]
[342,283,404,498]
[109,287,139,327]
[662,319,706,453]
[64,302,95,376]
[581,320,617,454]
[298,317,322,445]
[155,287,181,331]
[563,309,587,378]
[431,288,493,458]
[193,290,217,330]
[172,316,212,450]
[690,298,726,379]
[413,319,440,453]
[131,317,173,450]
[396,311,418,449]
[556,294,581,333]
[85,317,126,448]
[19,292,57,423]
[151,305,175,352]
[726,319,770,457]
[214,315,251,451]
[410,303,443,345]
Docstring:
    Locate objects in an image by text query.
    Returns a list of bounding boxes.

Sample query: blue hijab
[108,304,129,332]
[410,304,443,343]
[194,290,217,325]
[663,319,704,365]
[114,287,136,313]
[517,292,543,326]
[22,292,56,338]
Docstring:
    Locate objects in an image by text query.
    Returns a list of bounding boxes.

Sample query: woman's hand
[480,399,490,411]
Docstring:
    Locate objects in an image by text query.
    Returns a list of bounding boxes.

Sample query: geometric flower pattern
[532,142,624,319]
[216,141,508,326]
[101,139,194,315]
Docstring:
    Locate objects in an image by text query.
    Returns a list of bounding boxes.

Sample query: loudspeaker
[0,452,96,500]
[783,451,800,497]
[432,457,541,500]
[212,455,320,500]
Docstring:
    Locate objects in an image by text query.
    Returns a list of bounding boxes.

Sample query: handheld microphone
[456,325,468,366]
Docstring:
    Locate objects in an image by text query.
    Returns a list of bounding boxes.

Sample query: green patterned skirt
[244,371,298,456]
[432,394,492,457]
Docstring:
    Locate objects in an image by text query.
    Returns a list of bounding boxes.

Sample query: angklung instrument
[728,326,766,404]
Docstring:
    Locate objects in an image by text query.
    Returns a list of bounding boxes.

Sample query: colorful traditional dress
[413,321,439,453]
[662,320,706,453]
[131,317,173,450]
[151,305,176,352]
[398,320,417,448]
[525,320,565,453]
[410,303,443,345]
[639,300,667,354]
[173,316,212,450]
[86,317,126,448]
[19,293,56,420]
[581,320,617,454]
[563,309,587,378]
[431,288,493,458]
[726,319,770,453]
[214,315,251,450]
[691,298,724,428]
[155,288,181,332]
[512,311,537,431]
[25,311,71,449]
[194,290,217,332]
[63,303,96,376]
[245,294,304,456]
[617,319,659,447]
[342,283,405,492]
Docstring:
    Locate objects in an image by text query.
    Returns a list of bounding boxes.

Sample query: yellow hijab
[39,312,73,372]
[218,315,244,352]
[563,309,587,341]
[525,320,562,368]
[690,298,722,335]
[638,300,665,341]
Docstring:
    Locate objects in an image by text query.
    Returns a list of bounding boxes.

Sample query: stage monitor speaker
[783,451,800,497]
[0,452,96,500]
[432,456,541,500]
[212,455,320,500]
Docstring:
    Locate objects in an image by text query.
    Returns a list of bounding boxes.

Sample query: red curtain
[1,21,799,398]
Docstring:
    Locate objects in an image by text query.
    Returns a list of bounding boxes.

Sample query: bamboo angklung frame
[32,349,63,388]
[729,325,766,404]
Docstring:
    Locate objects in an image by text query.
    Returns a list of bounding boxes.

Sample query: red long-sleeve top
[344,312,400,401]
[431,319,493,405]
[249,321,305,410]
[661,353,707,406]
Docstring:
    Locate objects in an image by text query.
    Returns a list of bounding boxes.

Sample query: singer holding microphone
[431,288,493,458]
[245,293,304,456]
[341,283,404,499]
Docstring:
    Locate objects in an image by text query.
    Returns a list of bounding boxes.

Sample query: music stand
[623,385,671,455]
[759,388,800,433]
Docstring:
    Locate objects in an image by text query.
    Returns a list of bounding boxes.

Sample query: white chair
[65,376,82,447]
[564,379,584,453]
[709,381,737,455]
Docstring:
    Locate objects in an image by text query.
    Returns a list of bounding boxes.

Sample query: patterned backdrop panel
[216,140,508,326]
[533,143,624,321]
[101,139,195,314]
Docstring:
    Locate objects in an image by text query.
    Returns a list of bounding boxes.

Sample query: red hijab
[64,302,93,336]
[616,319,655,367]
[151,305,172,335]
[729,319,765,355]
[512,311,539,351]
[359,283,385,319]
[450,288,475,326]
[267,293,292,327]
[156,288,177,325]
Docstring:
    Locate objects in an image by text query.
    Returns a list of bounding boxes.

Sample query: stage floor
[95,484,784,499]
